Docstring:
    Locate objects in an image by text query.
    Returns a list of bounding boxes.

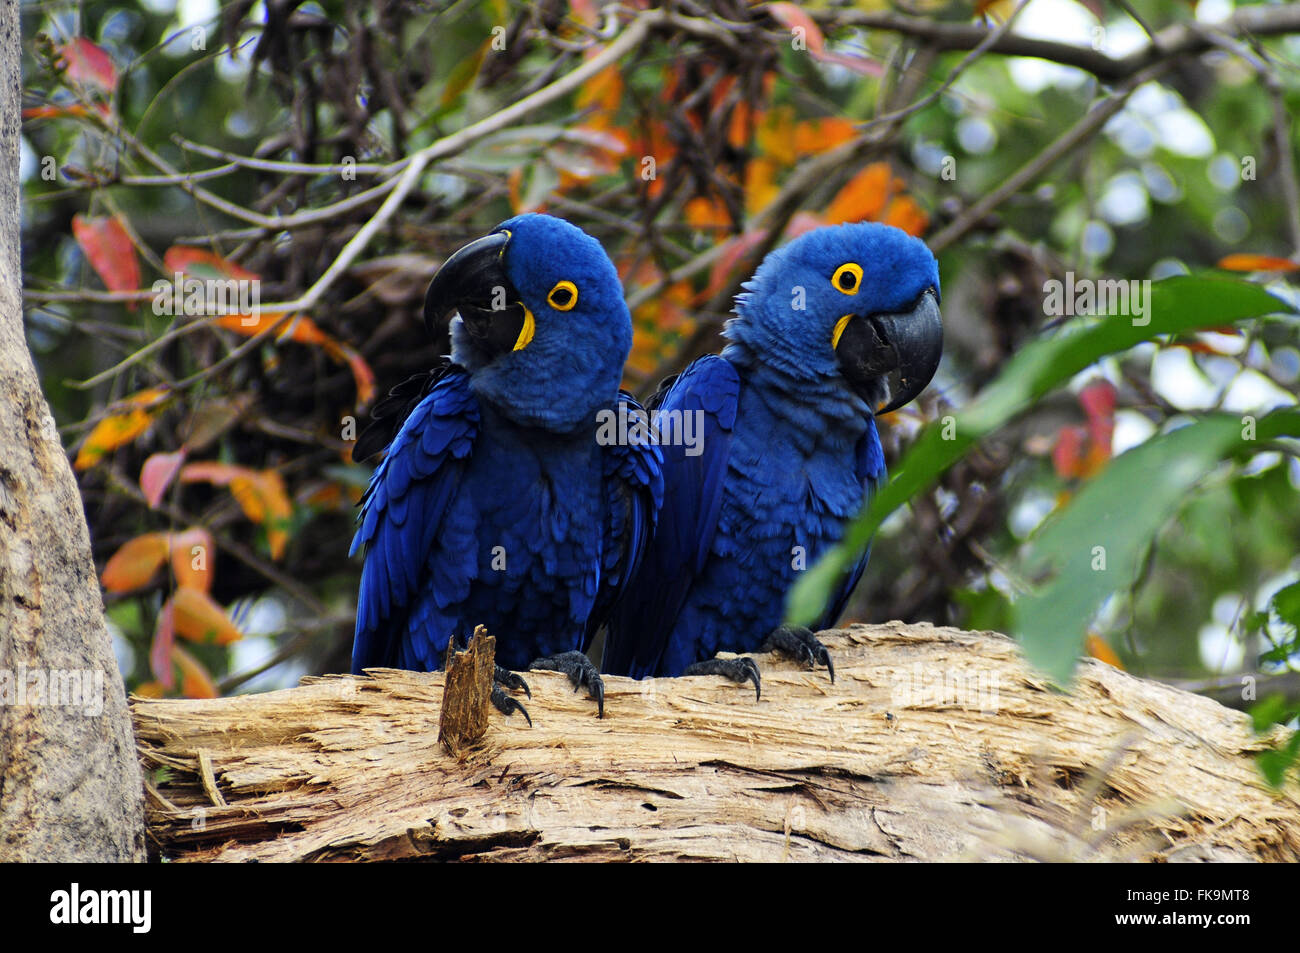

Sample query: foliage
[18,0,1300,786]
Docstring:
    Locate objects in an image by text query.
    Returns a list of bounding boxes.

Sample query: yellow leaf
[230,471,293,560]
[74,388,170,470]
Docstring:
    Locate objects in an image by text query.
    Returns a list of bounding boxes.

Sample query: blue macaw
[350,213,663,719]
[603,222,941,695]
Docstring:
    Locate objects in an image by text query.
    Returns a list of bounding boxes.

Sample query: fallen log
[134,622,1300,861]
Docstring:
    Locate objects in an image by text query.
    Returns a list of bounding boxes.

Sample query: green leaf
[1258,730,1300,788]
[1251,693,1294,733]
[1015,410,1300,683]
[1272,580,1300,628]
[785,275,1291,645]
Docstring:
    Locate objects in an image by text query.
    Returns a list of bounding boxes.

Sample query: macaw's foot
[762,625,835,683]
[529,651,605,718]
[684,656,762,701]
[491,665,531,726]
[494,664,531,698]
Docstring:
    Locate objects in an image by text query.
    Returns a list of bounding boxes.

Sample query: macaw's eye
[547,280,578,311]
[832,263,863,295]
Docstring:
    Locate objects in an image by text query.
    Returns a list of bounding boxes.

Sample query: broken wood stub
[438,626,495,755]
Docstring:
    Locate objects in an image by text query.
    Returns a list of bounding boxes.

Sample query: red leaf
[59,39,117,93]
[1052,425,1087,479]
[72,214,140,307]
[768,2,824,55]
[811,49,882,77]
[1078,379,1116,454]
[151,600,176,689]
[702,229,769,302]
[140,450,187,508]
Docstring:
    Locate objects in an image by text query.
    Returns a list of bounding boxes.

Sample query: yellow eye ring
[547,280,579,311]
[832,263,863,295]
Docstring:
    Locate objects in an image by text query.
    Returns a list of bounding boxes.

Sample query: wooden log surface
[134,622,1300,862]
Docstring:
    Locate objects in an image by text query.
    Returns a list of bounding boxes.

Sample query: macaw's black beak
[424,230,532,354]
[834,288,942,415]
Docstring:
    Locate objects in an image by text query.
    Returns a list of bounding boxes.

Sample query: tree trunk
[0,0,145,861]
[136,623,1299,862]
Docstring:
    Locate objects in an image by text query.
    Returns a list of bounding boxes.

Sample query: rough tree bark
[0,0,145,861]
[137,624,1299,862]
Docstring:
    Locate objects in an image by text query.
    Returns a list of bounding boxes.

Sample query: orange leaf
[172,586,243,645]
[171,645,219,699]
[75,388,170,470]
[133,681,166,699]
[1085,633,1124,669]
[332,342,377,405]
[792,117,856,157]
[163,246,259,281]
[169,526,215,593]
[59,39,117,93]
[1216,254,1299,273]
[22,103,93,120]
[881,195,930,237]
[231,471,292,560]
[824,163,893,225]
[101,532,170,593]
[768,2,824,55]
[576,64,623,117]
[72,214,141,306]
[685,196,732,230]
[140,450,187,508]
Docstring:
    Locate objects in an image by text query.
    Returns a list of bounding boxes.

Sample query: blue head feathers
[426,212,632,431]
[724,221,942,414]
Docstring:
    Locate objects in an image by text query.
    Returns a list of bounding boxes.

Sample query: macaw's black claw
[494,664,531,699]
[685,656,762,701]
[528,650,605,718]
[763,625,835,683]
[491,684,532,727]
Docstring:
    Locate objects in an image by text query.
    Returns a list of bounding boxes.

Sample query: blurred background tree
[18,0,1300,767]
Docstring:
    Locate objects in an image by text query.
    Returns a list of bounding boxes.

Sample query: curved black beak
[424,231,529,355]
[835,288,942,415]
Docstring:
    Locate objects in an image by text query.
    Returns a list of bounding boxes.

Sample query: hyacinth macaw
[603,222,941,695]
[350,214,663,719]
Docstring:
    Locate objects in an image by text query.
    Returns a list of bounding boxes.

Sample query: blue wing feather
[350,366,479,673]
[813,417,887,630]
[584,392,665,650]
[603,356,740,677]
